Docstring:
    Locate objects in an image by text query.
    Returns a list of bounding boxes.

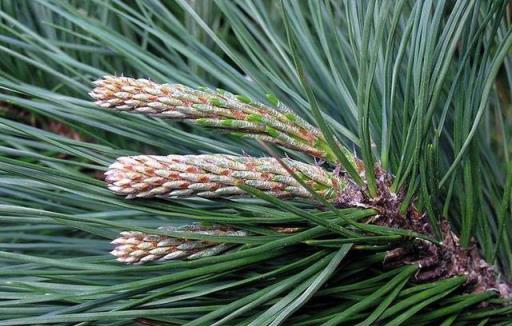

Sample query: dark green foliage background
[0,1,511,325]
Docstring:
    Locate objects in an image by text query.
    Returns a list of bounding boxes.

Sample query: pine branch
[104,154,512,296]
[97,84,512,297]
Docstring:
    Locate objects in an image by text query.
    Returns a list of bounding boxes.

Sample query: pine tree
[0,1,511,325]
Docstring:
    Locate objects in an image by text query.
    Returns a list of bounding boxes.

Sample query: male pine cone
[105,154,361,205]
[90,75,357,167]
[111,224,247,264]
